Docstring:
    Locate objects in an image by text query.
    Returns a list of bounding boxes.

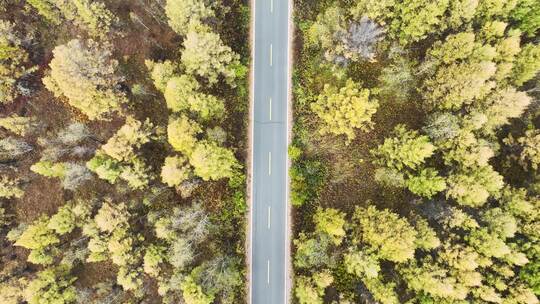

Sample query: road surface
[250,0,290,302]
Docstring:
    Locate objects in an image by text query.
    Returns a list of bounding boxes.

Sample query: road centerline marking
[268,152,272,175]
[269,97,272,120]
[268,206,271,229]
[270,0,273,13]
[267,260,270,285]
[270,44,273,66]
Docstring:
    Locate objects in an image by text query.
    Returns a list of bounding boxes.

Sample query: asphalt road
[250,0,290,303]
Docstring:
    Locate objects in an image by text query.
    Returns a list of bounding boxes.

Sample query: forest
[0,0,249,303]
[291,0,540,303]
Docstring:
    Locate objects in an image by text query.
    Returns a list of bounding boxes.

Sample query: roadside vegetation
[0,0,249,303]
[291,0,540,303]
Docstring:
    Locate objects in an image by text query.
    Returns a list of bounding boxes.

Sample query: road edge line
[285,0,294,303]
[247,0,256,302]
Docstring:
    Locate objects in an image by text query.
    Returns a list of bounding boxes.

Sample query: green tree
[313,207,346,245]
[189,141,239,181]
[31,161,67,178]
[165,0,214,35]
[405,168,447,198]
[482,208,517,239]
[390,0,450,44]
[511,43,540,86]
[399,260,460,300]
[480,87,531,132]
[311,79,378,143]
[146,59,178,92]
[511,0,540,37]
[344,251,380,278]
[423,61,496,110]
[168,115,201,155]
[43,39,126,120]
[86,151,122,183]
[372,124,435,170]
[352,206,418,262]
[0,114,40,136]
[0,176,23,198]
[295,271,333,304]
[15,216,59,265]
[181,30,240,86]
[427,32,476,64]
[24,266,77,304]
[101,117,154,162]
[0,20,34,104]
[72,0,115,38]
[446,166,504,207]
[144,244,167,277]
[180,275,214,304]
[516,130,540,171]
[27,0,63,24]
[294,233,332,269]
[161,155,192,187]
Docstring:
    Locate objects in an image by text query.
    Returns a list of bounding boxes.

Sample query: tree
[511,0,540,37]
[181,30,240,86]
[412,217,440,250]
[306,5,347,60]
[161,156,192,187]
[143,244,167,277]
[480,88,531,132]
[516,130,540,171]
[482,208,517,239]
[48,202,90,235]
[0,20,34,104]
[0,137,32,162]
[371,124,435,171]
[405,168,447,198]
[311,79,378,143]
[0,176,24,198]
[101,117,154,162]
[427,32,476,64]
[295,271,333,304]
[399,260,459,299]
[165,0,214,35]
[446,166,504,207]
[15,216,59,265]
[363,276,399,304]
[0,114,40,136]
[31,161,67,178]
[168,115,201,155]
[390,0,450,44]
[71,0,115,38]
[352,206,418,262]
[467,228,511,258]
[164,75,199,112]
[191,256,243,304]
[313,208,346,245]
[189,141,239,181]
[377,46,417,102]
[180,275,214,304]
[24,266,77,304]
[330,16,385,63]
[146,59,178,92]
[445,0,478,29]
[344,251,380,278]
[423,61,496,110]
[86,151,122,183]
[0,277,27,304]
[294,233,332,269]
[27,0,63,24]
[511,43,540,86]
[43,39,126,120]
[423,112,461,143]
